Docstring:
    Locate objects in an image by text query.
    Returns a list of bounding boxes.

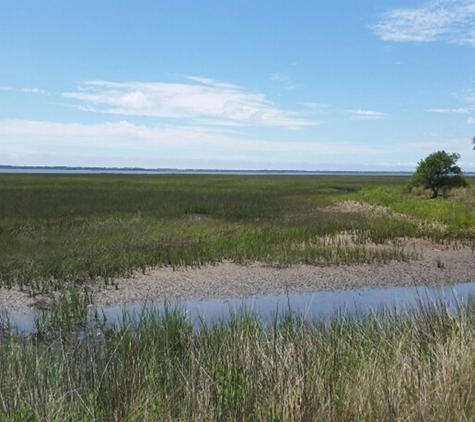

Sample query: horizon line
[0,164,418,174]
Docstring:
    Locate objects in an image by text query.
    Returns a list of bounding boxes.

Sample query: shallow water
[102,281,475,327]
[5,281,475,335]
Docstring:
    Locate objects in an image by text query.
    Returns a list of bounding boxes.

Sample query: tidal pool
[5,281,475,335]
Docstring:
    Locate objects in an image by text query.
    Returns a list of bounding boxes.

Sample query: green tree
[408,150,468,198]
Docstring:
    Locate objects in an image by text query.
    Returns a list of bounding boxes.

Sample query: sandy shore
[1,239,474,314]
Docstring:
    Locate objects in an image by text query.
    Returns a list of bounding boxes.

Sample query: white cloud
[426,108,470,113]
[299,102,331,113]
[0,119,368,154]
[347,109,387,120]
[21,88,49,95]
[62,77,312,129]
[270,72,296,90]
[397,161,419,168]
[372,0,475,46]
[0,119,244,150]
[467,116,475,124]
[0,86,49,95]
[184,76,241,90]
[458,89,475,103]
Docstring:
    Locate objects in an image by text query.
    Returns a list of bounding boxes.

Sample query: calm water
[0,168,413,176]
[6,281,475,335]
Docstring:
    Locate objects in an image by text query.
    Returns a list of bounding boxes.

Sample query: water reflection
[6,281,475,335]
[101,281,475,328]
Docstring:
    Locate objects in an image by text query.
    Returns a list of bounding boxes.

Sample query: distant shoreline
[0,165,417,175]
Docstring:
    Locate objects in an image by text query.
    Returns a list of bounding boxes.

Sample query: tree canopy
[408,150,467,198]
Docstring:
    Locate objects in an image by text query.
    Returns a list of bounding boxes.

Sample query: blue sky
[1,0,475,171]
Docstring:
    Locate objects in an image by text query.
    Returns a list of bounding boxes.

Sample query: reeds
[2,292,475,420]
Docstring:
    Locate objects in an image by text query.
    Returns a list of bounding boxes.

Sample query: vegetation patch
[2,292,475,420]
[0,174,473,293]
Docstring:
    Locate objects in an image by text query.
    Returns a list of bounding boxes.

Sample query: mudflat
[2,240,474,314]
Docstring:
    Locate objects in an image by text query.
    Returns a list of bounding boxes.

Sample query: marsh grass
[0,174,472,292]
[2,291,475,420]
[351,182,475,231]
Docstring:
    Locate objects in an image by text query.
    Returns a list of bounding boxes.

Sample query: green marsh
[1,174,474,292]
[2,173,475,421]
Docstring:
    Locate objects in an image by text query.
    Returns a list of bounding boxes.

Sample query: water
[0,167,414,176]
[6,281,475,335]
[100,282,475,327]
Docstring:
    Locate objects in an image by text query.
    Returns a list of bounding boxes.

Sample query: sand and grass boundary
[2,239,474,313]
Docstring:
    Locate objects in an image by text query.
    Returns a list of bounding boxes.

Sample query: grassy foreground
[2,292,475,421]
[2,174,475,421]
[1,174,474,292]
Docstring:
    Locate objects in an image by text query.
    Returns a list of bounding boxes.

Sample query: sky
[1,0,475,171]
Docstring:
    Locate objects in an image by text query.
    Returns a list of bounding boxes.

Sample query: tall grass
[2,292,475,420]
[0,174,472,292]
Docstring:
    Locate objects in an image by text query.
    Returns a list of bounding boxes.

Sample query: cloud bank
[3,118,470,171]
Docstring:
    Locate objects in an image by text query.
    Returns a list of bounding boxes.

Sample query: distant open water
[0,168,414,176]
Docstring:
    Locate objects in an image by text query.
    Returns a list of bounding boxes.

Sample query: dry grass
[3,292,475,421]
[450,185,475,207]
